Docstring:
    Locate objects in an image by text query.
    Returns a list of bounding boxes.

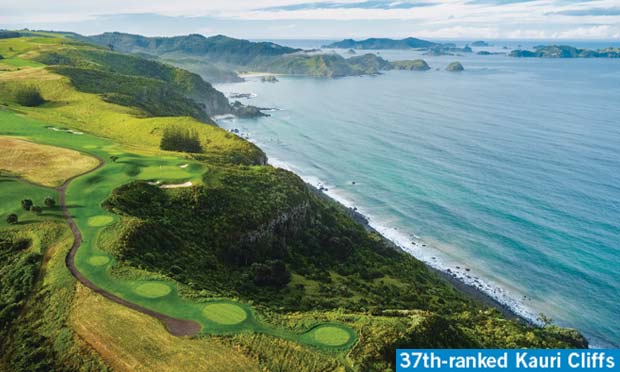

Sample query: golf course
[0,109,357,350]
[0,32,588,372]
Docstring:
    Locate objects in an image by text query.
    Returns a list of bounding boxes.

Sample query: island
[323,37,440,50]
[510,45,620,58]
[391,59,431,71]
[471,41,490,47]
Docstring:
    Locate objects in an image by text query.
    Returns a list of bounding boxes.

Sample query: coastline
[215,117,543,327]
[306,184,532,325]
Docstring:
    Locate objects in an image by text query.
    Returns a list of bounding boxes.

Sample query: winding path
[58,158,202,337]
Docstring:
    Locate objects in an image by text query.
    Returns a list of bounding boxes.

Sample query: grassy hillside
[0,31,587,372]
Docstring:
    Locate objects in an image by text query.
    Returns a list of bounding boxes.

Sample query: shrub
[44,197,56,208]
[14,85,45,107]
[6,214,18,225]
[21,199,33,211]
[160,126,203,153]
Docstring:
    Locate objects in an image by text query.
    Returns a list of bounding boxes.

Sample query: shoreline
[216,119,540,327]
[307,184,532,325]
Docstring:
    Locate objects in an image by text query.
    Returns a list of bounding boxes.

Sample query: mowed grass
[0,136,99,187]
[309,326,352,347]
[134,282,173,299]
[202,302,248,325]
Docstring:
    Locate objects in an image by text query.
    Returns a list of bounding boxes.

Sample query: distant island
[510,45,620,58]
[80,32,435,79]
[323,37,440,50]
[471,41,490,47]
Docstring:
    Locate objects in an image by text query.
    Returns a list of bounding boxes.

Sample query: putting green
[87,215,114,227]
[202,303,248,325]
[309,325,352,347]
[88,256,110,266]
[134,282,172,299]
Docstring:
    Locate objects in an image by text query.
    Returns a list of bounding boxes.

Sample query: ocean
[214,41,620,347]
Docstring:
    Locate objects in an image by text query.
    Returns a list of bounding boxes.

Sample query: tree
[44,197,55,208]
[21,199,33,211]
[160,126,203,153]
[110,156,119,162]
[6,214,18,225]
[250,260,291,288]
[31,206,42,215]
[14,85,45,107]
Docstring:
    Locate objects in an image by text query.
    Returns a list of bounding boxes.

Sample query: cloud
[259,1,436,11]
[547,7,620,16]
[1,0,619,39]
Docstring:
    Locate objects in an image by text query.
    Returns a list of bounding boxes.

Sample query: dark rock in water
[352,181,356,184]
[231,101,270,118]
[463,45,473,53]
[465,268,471,271]
[261,75,279,83]
[446,61,464,71]
[229,92,253,99]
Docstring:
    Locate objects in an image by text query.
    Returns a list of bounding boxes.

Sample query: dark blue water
[215,48,620,347]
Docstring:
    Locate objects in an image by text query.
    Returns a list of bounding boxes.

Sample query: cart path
[58,157,202,336]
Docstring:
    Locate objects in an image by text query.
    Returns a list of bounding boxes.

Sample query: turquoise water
[215,49,620,347]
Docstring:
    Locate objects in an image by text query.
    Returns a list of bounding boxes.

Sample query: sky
[1,0,619,40]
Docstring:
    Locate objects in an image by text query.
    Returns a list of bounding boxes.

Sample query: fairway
[0,136,99,187]
[88,256,111,266]
[202,303,248,325]
[134,283,172,299]
[87,215,114,227]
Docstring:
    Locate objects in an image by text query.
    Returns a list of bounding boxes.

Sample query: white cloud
[1,0,619,39]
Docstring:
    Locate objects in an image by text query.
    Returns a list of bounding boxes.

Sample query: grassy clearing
[71,284,259,372]
[0,136,99,187]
